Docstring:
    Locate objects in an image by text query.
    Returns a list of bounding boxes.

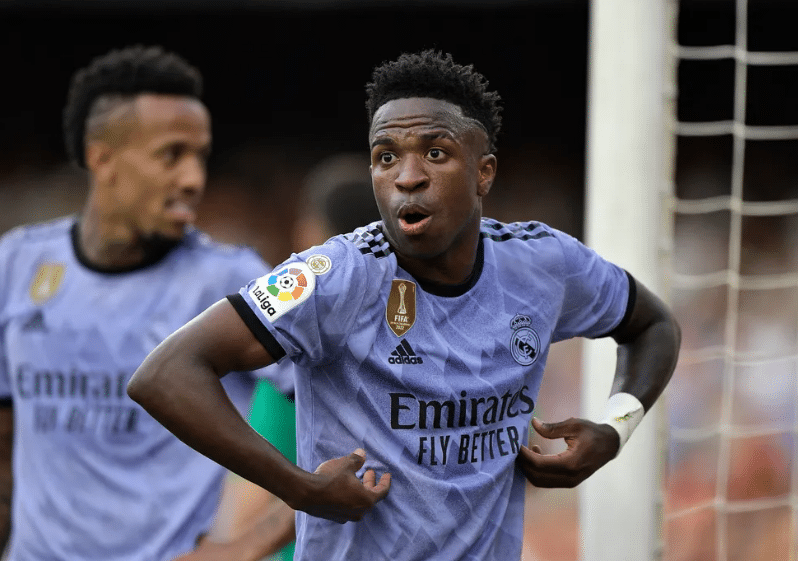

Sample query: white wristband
[598,392,645,454]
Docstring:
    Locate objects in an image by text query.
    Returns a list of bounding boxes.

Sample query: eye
[378,152,396,165]
[427,148,445,160]
[162,144,186,165]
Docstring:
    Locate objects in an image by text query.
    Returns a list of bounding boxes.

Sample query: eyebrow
[370,130,455,150]
[370,137,394,149]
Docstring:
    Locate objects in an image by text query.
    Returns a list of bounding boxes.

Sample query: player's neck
[75,213,148,270]
[397,230,483,290]
[75,195,185,271]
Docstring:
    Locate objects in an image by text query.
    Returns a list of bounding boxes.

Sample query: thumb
[349,448,367,471]
[531,417,567,440]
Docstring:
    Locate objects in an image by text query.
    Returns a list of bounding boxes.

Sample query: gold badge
[386,279,416,336]
[29,263,65,304]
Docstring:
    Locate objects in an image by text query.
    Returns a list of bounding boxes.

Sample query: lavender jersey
[0,217,291,561]
[231,218,632,561]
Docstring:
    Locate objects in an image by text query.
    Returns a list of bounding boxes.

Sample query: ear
[477,154,497,198]
[85,141,116,183]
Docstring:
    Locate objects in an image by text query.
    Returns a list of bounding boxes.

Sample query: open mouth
[403,212,427,225]
[398,204,432,235]
[165,200,197,223]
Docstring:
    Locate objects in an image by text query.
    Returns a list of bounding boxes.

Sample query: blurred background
[2,0,798,559]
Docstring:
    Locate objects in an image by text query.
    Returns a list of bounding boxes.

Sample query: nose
[394,155,428,192]
[178,154,207,197]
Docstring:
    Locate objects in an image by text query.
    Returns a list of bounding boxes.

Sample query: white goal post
[580,0,677,560]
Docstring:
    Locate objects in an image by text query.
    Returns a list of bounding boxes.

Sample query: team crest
[509,314,540,366]
[29,263,65,304]
[306,254,332,275]
[248,261,315,323]
[386,279,416,336]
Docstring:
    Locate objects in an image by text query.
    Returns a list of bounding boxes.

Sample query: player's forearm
[611,311,681,412]
[240,498,295,559]
[127,336,313,508]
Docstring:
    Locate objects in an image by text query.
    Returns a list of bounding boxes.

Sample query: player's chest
[365,278,556,389]
[4,265,205,363]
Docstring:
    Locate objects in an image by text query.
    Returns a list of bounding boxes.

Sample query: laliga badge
[29,263,65,304]
[386,279,416,337]
[509,314,540,366]
[248,262,316,323]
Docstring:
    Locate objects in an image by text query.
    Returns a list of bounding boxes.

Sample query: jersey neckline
[70,220,182,275]
[413,235,484,298]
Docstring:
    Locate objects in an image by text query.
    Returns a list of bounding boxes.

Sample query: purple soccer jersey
[0,217,291,561]
[232,218,630,561]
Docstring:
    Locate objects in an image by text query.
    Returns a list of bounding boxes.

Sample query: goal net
[584,0,798,560]
[664,0,798,560]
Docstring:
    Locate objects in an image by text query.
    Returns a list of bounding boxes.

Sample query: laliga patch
[248,262,315,323]
[306,254,332,275]
[509,314,540,366]
[386,279,416,336]
[29,263,66,304]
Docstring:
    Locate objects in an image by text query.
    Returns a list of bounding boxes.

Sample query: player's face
[369,97,496,272]
[109,94,211,241]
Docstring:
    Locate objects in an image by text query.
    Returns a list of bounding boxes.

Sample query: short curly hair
[63,45,203,168]
[365,50,502,152]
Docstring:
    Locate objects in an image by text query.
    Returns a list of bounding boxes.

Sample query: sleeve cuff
[226,294,287,361]
[598,270,637,339]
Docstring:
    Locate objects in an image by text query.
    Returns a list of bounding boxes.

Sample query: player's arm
[127,298,390,523]
[0,402,11,550]
[171,494,295,561]
[517,276,681,488]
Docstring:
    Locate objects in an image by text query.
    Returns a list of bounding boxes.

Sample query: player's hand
[170,538,249,561]
[516,417,619,488]
[299,448,391,524]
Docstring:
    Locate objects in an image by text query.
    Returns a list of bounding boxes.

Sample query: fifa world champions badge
[509,314,540,366]
[386,279,416,336]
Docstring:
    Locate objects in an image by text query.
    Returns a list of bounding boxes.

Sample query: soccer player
[128,50,682,560]
[0,45,293,560]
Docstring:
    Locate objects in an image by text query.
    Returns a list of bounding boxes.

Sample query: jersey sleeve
[551,230,633,343]
[221,247,296,396]
[229,239,373,370]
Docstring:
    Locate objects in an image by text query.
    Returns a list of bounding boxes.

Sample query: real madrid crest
[386,279,416,336]
[29,263,66,304]
[510,314,540,366]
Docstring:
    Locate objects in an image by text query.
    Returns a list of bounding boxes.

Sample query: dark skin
[516,278,681,488]
[128,96,680,524]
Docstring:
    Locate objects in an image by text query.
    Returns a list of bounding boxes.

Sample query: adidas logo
[21,310,47,332]
[388,340,423,365]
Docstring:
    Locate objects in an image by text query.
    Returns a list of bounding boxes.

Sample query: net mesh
[665,1,798,559]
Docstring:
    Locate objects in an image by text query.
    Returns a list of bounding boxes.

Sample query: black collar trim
[70,220,178,275]
[415,236,485,297]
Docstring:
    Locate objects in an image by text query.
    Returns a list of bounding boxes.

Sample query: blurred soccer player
[128,50,681,560]
[0,45,293,560]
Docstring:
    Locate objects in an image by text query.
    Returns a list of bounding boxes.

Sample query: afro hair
[365,50,502,152]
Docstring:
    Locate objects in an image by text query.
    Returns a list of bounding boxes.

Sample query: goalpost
[583,0,798,560]
[580,0,676,560]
